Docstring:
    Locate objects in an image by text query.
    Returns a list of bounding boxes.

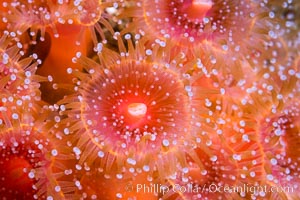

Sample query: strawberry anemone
[117,0,274,58]
[188,55,267,187]
[0,34,41,99]
[116,0,285,87]
[259,99,300,195]
[0,125,61,199]
[0,0,114,43]
[0,97,69,199]
[241,62,300,197]
[58,35,200,177]
[163,135,239,199]
[0,0,71,40]
[67,0,115,45]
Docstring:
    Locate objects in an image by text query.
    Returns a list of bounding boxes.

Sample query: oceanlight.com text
[125,183,294,196]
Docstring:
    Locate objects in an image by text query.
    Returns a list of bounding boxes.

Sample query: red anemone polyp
[0,96,74,199]
[0,125,54,199]
[164,137,239,200]
[259,100,300,193]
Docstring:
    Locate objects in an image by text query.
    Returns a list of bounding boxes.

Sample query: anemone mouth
[142,0,252,45]
[81,59,191,153]
[127,102,147,119]
[180,0,213,22]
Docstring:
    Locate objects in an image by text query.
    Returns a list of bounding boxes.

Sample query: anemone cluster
[0,0,299,199]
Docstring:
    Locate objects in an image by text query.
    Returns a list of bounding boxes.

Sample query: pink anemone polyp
[119,0,254,49]
[81,59,190,162]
